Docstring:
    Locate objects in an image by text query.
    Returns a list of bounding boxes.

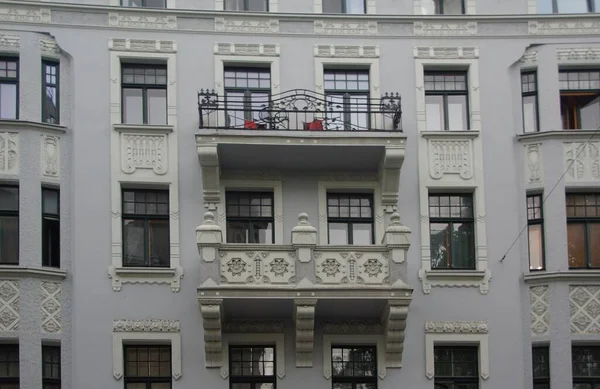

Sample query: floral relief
[269,258,289,277]
[570,285,600,334]
[363,258,383,277]
[321,258,341,277]
[226,258,247,277]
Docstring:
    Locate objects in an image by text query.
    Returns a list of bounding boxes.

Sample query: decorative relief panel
[41,134,60,178]
[113,319,180,332]
[108,13,177,29]
[529,20,600,35]
[314,21,377,35]
[315,45,379,58]
[525,143,542,184]
[220,250,296,284]
[557,47,600,62]
[215,18,279,33]
[0,34,19,51]
[0,7,50,23]
[428,139,473,180]
[414,46,478,59]
[520,48,538,66]
[121,133,168,175]
[530,285,549,337]
[40,38,59,54]
[414,22,477,36]
[570,285,600,334]
[41,282,61,333]
[223,320,283,333]
[214,43,279,57]
[313,251,389,285]
[564,142,600,182]
[424,321,488,334]
[0,132,18,175]
[0,281,18,332]
[109,39,176,53]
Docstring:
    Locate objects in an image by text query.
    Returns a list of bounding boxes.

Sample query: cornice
[524,270,600,283]
[0,120,66,134]
[517,130,600,142]
[113,319,180,332]
[0,266,67,280]
[420,130,480,139]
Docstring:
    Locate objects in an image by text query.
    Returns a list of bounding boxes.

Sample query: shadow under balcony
[196,212,412,371]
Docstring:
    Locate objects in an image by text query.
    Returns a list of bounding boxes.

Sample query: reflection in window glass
[557,0,588,13]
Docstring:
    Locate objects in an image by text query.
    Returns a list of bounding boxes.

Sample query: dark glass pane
[0,216,18,264]
[323,0,343,12]
[42,218,60,267]
[145,0,166,7]
[247,0,267,10]
[149,219,170,267]
[0,84,17,120]
[42,190,59,215]
[0,187,18,211]
[430,223,450,269]
[568,223,587,268]
[346,0,365,13]
[123,219,145,266]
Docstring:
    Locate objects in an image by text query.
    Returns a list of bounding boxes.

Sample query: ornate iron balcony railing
[198,89,402,131]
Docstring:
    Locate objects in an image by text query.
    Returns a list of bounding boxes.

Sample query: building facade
[0,0,599,388]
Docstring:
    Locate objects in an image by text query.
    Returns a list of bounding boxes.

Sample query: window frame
[120,63,168,125]
[323,69,371,131]
[225,191,275,244]
[123,345,172,389]
[0,57,19,120]
[41,60,59,125]
[42,345,61,389]
[0,185,19,266]
[434,0,466,14]
[42,187,60,268]
[228,345,277,389]
[428,193,476,270]
[546,0,596,13]
[223,66,271,125]
[0,344,19,387]
[433,345,479,389]
[330,345,378,389]
[120,0,167,7]
[572,345,600,388]
[323,0,367,13]
[559,70,600,130]
[527,194,545,271]
[532,345,550,389]
[326,192,375,245]
[566,193,600,269]
[121,188,170,268]
[521,71,540,133]
[424,70,470,131]
[224,0,269,11]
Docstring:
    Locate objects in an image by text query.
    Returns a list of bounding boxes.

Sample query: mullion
[0,58,19,119]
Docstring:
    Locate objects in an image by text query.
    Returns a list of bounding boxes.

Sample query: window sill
[113,123,174,133]
[418,269,491,294]
[0,266,67,280]
[420,130,480,139]
[0,120,67,134]
[517,129,598,141]
[108,265,183,292]
[524,270,600,283]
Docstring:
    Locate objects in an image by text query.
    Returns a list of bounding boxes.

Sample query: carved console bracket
[382,301,409,368]
[295,299,317,367]
[200,299,223,368]
[382,213,411,263]
[380,145,405,213]
[196,212,223,262]
[197,143,220,211]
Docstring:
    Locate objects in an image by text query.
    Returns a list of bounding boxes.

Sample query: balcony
[196,212,412,371]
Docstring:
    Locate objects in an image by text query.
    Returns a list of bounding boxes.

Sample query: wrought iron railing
[198,89,402,131]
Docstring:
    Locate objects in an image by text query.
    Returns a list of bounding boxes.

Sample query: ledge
[113,124,174,133]
[524,270,600,283]
[114,267,177,276]
[517,130,598,141]
[0,266,67,280]
[420,130,480,139]
[0,120,67,134]
[108,265,184,292]
[418,269,491,295]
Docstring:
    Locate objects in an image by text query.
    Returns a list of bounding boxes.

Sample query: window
[559,70,600,130]
[42,346,60,389]
[331,346,377,389]
[0,58,18,120]
[532,346,549,389]
[224,67,271,129]
[422,0,465,14]
[324,69,370,131]
[121,0,166,7]
[527,194,545,271]
[42,188,60,268]
[121,64,167,125]
[226,192,274,244]
[124,346,171,389]
[42,61,59,124]
[434,346,479,389]
[429,194,475,270]
[229,346,276,389]
[323,0,366,13]
[122,189,170,267]
[566,194,600,269]
[522,72,539,132]
[0,345,19,389]
[327,193,374,245]
[225,0,268,11]
[0,186,18,265]
[573,346,600,388]
[538,0,599,13]
[425,71,469,131]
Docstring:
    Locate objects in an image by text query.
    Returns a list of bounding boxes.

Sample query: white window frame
[216,0,279,11]
[107,39,182,292]
[322,334,387,380]
[413,0,476,14]
[110,0,176,7]
[214,51,280,97]
[220,333,285,380]
[219,179,284,244]
[425,333,489,381]
[317,180,383,245]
